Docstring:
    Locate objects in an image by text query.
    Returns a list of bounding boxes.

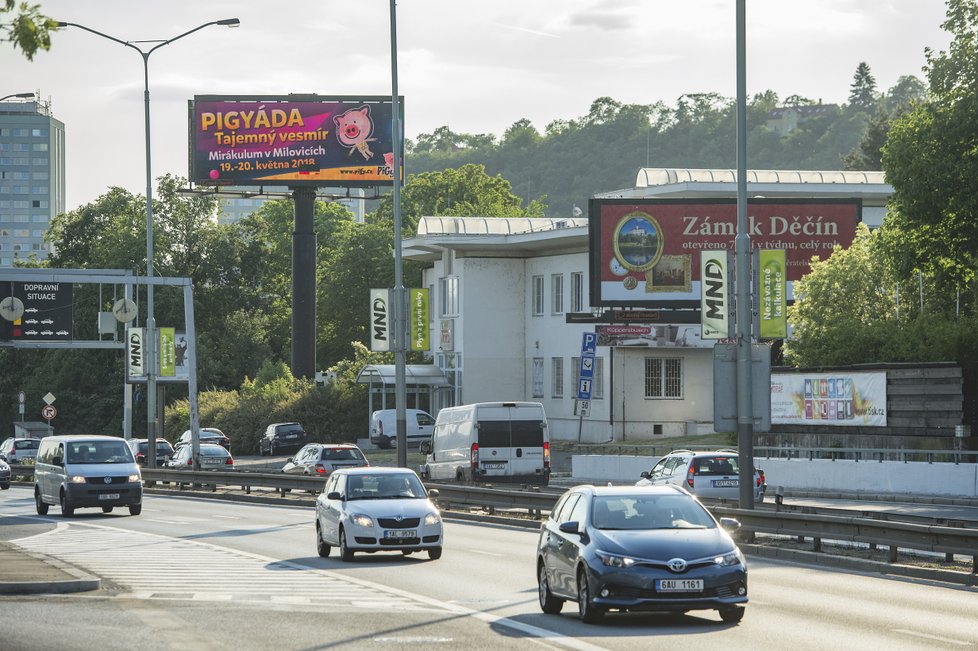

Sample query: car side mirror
[419,440,431,455]
[326,491,342,501]
[427,488,439,498]
[558,520,581,535]
[719,517,742,532]
[0,454,6,462]
[640,471,650,479]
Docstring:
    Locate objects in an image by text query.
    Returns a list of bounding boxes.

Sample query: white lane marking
[11,517,608,651]
[211,515,240,519]
[147,519,192,525]
[468,549,505,557]
[892,629,973,646]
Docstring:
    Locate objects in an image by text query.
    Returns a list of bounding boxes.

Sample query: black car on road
[258,422,308,456]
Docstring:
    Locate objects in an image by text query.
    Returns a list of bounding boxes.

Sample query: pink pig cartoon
[334,105,377,160]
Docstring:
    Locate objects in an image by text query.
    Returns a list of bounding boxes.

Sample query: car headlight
[424,512,441,526]
[350,513,374,528]
[714,549,745,567]
[128,474,141,482]
[595,550,637,568]
[69,475,87,484]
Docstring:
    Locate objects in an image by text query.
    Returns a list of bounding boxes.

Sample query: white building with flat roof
[402,168,894,442]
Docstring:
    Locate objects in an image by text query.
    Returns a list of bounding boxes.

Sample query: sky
[3,0,954,211]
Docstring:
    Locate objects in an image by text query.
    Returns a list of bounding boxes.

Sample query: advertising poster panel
[595,324,713,348]
[190,95,403,187]
[700,250,731,339]
[370,289,391,352]
[159,328,176,377]
[127,327,144,378]
[589,198,860,308]
[758,249,787,338]
[771,371,886,426]
[410,288,429,351]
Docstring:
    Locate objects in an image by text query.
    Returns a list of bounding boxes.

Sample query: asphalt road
[1,487,976,651]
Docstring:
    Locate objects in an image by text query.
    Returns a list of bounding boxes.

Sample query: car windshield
[346,474,426,500]
[66,441,133,464]
[591,495,716,530]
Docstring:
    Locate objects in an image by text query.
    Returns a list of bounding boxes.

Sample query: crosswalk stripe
[12,523,442,610]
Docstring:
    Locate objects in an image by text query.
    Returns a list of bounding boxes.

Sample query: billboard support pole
[735,0,756,510]
[291,186,317,380]
[390,0,407,468]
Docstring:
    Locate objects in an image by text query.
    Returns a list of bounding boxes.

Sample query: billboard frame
[188,94,404,189]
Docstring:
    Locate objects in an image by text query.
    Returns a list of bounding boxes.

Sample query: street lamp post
[57,18,239,468]
[0,92,35,102]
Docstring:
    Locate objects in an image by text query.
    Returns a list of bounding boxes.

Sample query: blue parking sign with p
[581,332,597,355]
[578,331,596,400]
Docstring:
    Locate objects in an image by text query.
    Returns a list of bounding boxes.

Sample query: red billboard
[589,198,861,308]
[189,95,403,188]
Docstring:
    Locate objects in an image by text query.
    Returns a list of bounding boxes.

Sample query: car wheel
[101,506,114,514]
[60,490,74,517]
[538,562,564,614]
[401,550,412,556]
[0,482,9,490]
[378,435,391,450]
[339,527,355,562]
[35,488,49,515]
[129,504,142,516]
[316,522,331,558]
[577,568,604,624]
[427,546,442,561]
[719,607,745,624]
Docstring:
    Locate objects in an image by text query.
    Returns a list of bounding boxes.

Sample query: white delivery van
[370,408,435,449]
[420,402,550,485]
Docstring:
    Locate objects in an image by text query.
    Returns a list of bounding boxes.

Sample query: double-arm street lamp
[57,18,239,466]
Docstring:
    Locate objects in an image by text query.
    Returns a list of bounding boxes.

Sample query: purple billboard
[189,95,403,187]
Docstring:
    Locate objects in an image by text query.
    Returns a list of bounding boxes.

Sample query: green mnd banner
[759,249,787,339]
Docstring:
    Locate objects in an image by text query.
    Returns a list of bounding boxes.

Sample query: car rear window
[478,420,544,448]
[322,448,364,461]
[15,440,40,450]
[693,456,739,476]
[277,425,304,434]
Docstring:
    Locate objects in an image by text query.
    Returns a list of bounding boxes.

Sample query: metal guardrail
[713,505,978,573]
[570,443,978,464]
[7,464,977,574]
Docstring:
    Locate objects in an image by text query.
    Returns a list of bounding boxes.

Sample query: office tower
[0,95,65,266]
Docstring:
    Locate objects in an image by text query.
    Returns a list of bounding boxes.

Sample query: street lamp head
[56,21,69,27]
[217,18,240,27]
[0,92,35,101]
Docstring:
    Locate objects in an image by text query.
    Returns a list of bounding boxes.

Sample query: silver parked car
[165,443,235,470]
[315,467,442,561]
[637,449,765,503]
[283,443,369,477]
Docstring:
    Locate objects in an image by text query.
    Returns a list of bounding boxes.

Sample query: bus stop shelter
[356,364,451,417]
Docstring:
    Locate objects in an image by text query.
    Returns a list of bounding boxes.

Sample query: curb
[0,546,101,595]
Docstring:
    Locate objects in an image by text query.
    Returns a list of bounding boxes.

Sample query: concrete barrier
[571,454,978,498]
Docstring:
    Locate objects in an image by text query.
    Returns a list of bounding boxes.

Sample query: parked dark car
[258,422,308,456]
[165,443,235,470]
[0,455,10,489]
[126,438,175,467]
[283,443,369,477]
[536,484,747,624]
[174,428,231,452]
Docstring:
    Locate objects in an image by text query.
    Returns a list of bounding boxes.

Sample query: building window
[532,275,545,316]
[31,128,48,137]
[32,143,48,152]
[645,357,683,398]
[571,272,584,313]
[551,357,563,398]
[551,273,564,314]
[532,357,544,399]
[439,276,459,317]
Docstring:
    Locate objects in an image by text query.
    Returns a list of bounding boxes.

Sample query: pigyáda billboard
[189,95,403,187]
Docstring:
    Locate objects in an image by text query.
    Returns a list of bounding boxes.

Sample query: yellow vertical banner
[759,249,787,339]
[410,288,429,351]
[159,327,176,376]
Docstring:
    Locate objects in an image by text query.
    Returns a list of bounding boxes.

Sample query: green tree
[784,224,899,366]
[884,75,928,115]
[848,61,878,112]
[842,108,889,170]
[1,0,56,60]
[881,0,978,291]
[372,164,546,235]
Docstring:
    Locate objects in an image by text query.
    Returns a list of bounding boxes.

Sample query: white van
[420,402,550,485]
[370,408,435,449]
[34,435,143,517]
